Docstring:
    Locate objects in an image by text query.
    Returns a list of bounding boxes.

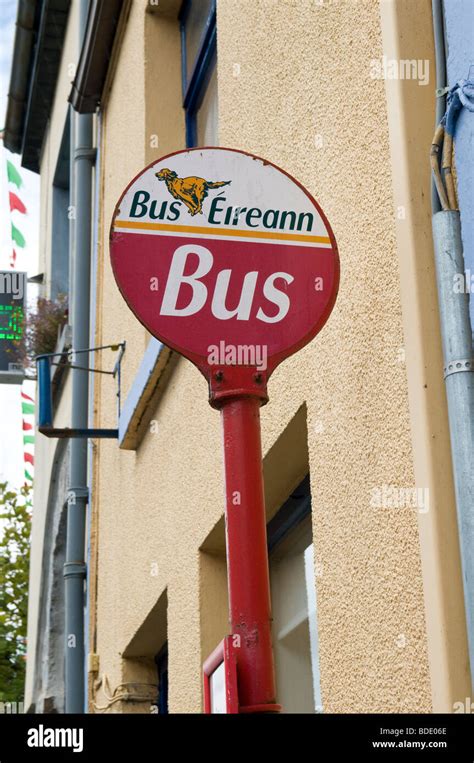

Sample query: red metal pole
[219,394,280,713]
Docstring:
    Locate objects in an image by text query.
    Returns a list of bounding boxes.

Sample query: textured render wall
[91,0,440,713]
[380,0,470,711]
[216,0,431,712]
[25,383,72,709]
[25,0,79,710]
[91,0,149,706]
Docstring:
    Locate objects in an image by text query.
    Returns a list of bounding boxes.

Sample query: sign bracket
[36,342,125,439]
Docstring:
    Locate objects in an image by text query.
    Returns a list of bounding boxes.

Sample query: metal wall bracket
[37,342,125,439]
[444,358,473,379]
[63,561,87,580]
[74,146,97,163]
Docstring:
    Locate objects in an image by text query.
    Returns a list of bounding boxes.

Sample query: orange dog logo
[155,168,231,216]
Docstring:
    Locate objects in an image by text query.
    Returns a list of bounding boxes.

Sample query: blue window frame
[155,642,168,714]
[266,475,312,553]
[179,0,217,147]
[266,475,323,713]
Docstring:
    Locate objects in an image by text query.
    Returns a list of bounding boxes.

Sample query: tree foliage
[13,295,68,368]
[0,483,31,702]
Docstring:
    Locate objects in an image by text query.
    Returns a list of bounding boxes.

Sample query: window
[179,0,217,147]
[122,589,168,715]
[155,643,169,714]
[51,114,70,299]
[268,476,323,713]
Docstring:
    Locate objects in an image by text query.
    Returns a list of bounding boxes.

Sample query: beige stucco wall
[88,0,469,714]
[380,0,470,713]
[25,0,80,710]
[25,380,71,710]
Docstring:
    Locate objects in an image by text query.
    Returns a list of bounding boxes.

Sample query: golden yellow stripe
[114,219,331,245]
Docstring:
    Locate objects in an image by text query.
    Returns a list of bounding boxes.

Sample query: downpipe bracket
[67,487,89,505]
[63,561,87,580]
[444,358,473,379]
[74,147,97,163]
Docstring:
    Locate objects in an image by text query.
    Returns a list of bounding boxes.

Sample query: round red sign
[110,147,339,378]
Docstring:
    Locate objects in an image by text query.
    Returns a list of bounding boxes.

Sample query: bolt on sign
[110,148,339,714]
[110,148,339,379]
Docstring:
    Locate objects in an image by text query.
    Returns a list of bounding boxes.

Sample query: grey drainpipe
[431,1,474,688]
[64,0,94,713]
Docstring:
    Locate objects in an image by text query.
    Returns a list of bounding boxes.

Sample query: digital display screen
[0,304,24,340]
[0,272,26,373]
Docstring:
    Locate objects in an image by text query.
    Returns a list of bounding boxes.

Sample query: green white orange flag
[6,159,27,266]
[7,159,22,188]
[9,191,27,214]
[21,391,35,485]
[11,223,26,248]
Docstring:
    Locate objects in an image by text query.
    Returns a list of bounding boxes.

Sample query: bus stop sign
[110,147,339,380]
[110,147,339,713]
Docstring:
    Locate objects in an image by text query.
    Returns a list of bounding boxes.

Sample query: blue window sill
[119,338,175,449]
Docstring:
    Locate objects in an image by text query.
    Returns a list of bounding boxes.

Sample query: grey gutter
[22,0,71,171]
[4,0,71,171]
[3,0,38,153]
[68,0,125,114]
[432,211,474,689]
[64,0,94,714]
